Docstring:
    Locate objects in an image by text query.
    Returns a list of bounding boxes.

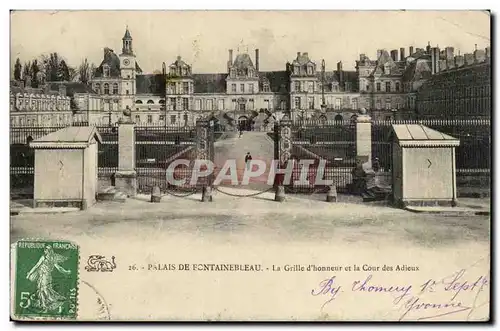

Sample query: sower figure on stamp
[245,152,252,170]
[26,246,71,312]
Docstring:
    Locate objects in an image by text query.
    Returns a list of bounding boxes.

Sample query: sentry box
[29,126,102,210]
[391,124,460,208]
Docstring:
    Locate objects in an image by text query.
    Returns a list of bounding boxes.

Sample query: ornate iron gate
[276,119,357,193]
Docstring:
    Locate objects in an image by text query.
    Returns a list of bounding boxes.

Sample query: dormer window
[294,65,299,75]
[263,83,270,92]
[170,67,176,75]
[103,65,110,77]
[248,69,253,77]
[384,63,390,74]
[230,69,236,78]
[307,65,313,75]
[332,83,339,92]
[182,67,188,76]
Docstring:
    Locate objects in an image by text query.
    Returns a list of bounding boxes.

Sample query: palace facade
[10,27,491,127]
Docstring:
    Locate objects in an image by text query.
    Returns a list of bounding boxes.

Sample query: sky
[10,10,491,74]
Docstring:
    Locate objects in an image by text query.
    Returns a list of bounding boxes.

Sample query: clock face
[123,59,130,66]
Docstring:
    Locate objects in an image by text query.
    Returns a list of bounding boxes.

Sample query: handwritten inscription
[311,269,489,321]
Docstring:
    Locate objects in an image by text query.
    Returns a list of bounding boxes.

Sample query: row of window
[10,96,71,112]
[419,84,491,100]
[293,96,360,110]
[11,113,84,127]
[361,81,401,92]
[135,99,165,105]
[293,81,354,93]
[292,64,315,76]
[94,83,130,95]
[167,82,192,95]
[134,113,190,125]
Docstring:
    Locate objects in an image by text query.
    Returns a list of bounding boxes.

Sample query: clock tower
[119,26,136,110]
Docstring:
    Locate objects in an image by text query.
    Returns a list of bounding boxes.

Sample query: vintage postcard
[9,10,491,322]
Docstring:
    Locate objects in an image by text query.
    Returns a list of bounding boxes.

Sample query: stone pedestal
[115,119,137,197]
[356,114,372,163]
[115,170,137,198]
[202,186,213,202]
[275,185,285,202]
[326,185,337,202]
[151,186,162,203]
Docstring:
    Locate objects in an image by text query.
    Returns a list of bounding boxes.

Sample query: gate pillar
[274,119,292,202]
[115,114,137,197]
[196,119,214,202]
[356,110,372,163]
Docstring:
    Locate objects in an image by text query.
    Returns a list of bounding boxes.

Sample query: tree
[22,61,32,84]
[42,52,60,82]
[78,58,90,84]
[58,59,70,81]
[30,60,40,87]
[14,58,22,80]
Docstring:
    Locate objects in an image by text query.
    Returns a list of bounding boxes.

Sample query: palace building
[11,27,490,128]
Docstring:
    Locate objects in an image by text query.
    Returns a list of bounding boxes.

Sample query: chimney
[302,52,308,58]
[431,47,440,74]
[454,54,465,67]
[360,53,366,61]
[474,48,486,63]
[426,41,431,54]
[409,46,414,56]
[337,61,344,88]
[228,49,233,65]
[439,59,447,72]
[400,47,405,60]
[24,75,32,89]
[255,49,260,72]
[58,84,67,97]
[297,52,301,58]
[376,49,383,59]
[390,49,398,61]
[445,47,454,61]
[464,53,474,65]
[485,47,491,60]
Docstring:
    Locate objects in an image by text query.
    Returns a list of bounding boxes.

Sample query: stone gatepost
[115,116,137,197]
[356,110,372,164]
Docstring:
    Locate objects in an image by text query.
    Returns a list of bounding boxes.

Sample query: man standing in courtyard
[245,152,252,170]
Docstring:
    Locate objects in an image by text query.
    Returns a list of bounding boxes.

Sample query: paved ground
[214,131,274,191]
[10,191,491,321]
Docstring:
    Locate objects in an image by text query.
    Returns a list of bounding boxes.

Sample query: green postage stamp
[13,240,79,320]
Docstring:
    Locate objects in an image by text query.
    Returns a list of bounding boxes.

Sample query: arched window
[135,100,143,104]
[334,114,343,122]
[113,83,119,94]
[159,99,165,104]
[104,83,109,94]
[95,83,101,94]
[147,100,154,104]
[395,82,400,92]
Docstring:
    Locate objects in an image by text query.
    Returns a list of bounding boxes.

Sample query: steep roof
[403,58,432,82]
[136,74,165,95]
[94,48,121,78]
[193,73,227,93]
[232,53,255,69]
[259,71,288,93]
[123,27,132,39]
